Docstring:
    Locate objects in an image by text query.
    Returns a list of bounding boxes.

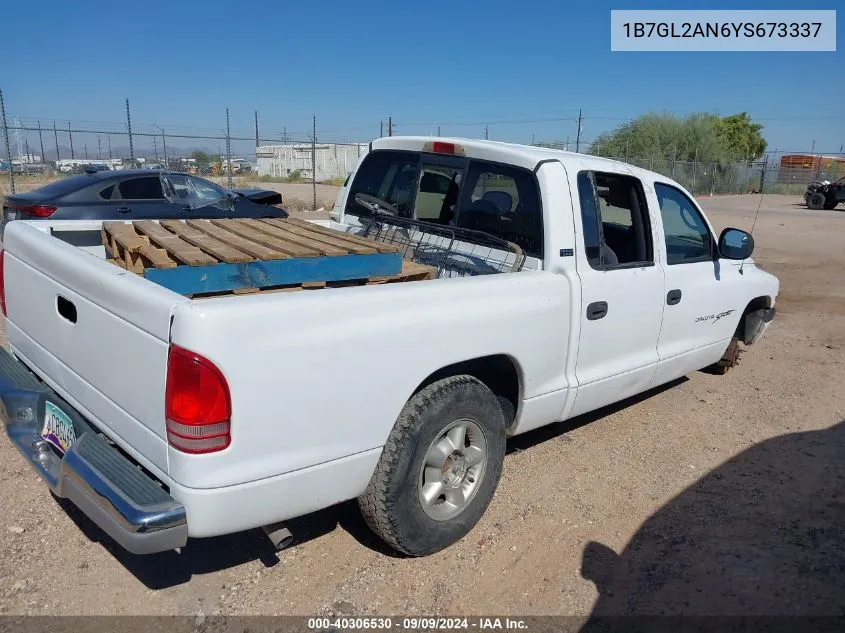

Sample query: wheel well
[414,355,522,430]
[735,296,772,341]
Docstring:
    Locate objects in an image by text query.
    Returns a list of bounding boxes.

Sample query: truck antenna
[740,160,767,275]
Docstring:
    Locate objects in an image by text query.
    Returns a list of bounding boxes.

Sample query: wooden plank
[106,258,126,269]
[212,219,325,258]
[241,220,347,256]
[103,221,149,253]
[133,220,218,266]
[142,251,403,296]
[261,218,377,255]
[282,217,401,253]
[185,220,289,261]
[160,220,255,263]
[138,244,177,269]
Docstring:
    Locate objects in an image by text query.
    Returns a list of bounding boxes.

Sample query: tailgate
[2,222,188,477]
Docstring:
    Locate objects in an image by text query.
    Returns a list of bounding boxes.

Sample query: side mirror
[718,227,754,260]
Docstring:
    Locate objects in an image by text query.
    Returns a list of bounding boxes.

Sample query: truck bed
[101,218,436,298]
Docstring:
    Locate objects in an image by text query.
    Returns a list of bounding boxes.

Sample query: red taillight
[165,345,231,454]
[431,141,456,155]
[0,250,6,316]
[18,205,57,218]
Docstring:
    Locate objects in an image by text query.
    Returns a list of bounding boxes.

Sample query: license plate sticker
[42,401,76,455]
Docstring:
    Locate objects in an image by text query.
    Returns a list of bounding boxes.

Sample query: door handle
[57,295,77,324]
[115,206,132,214]
[667,289,682,306]
[587,301,608,320]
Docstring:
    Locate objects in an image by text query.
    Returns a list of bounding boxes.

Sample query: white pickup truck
[0,137,778,558]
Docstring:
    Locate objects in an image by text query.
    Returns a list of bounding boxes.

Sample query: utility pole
[125,98,134,162]
[84,143,88,160]
[25,138,30,163]
[97,135,102,159]
[388,116,393,137]
[282,126,287,145]
[161,130,167,166]
[311,114,317,211]
[68,121,74,159]
[0,89,14,194]
[108,134,112,159]
[153,136,158,162]
[437,126,441,137]
[37,120,45,164]
[485,125,489,140]
[254,110,259,148]
[225,108,232,189]
[575,108,583,153]
[380,120,383,138]
[53,121,60,161]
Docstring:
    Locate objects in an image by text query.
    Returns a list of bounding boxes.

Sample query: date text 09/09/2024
[306,617,529,630]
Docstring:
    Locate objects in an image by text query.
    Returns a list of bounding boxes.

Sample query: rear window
[29,175,98,198]
[345,150,543,257]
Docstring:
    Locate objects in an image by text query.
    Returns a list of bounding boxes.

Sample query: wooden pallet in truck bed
[102,218,436,297]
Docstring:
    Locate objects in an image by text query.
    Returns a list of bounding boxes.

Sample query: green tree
[190,150,212,167]
[714,112,767,161]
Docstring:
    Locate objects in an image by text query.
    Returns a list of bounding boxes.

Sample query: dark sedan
[2,169,287,235]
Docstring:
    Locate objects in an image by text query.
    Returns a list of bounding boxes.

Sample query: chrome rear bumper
[0,346,187,554]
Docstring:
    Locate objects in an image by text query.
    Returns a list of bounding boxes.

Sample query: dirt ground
[0,194,842,618]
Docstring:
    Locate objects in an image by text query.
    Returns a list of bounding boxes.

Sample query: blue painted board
[143,252,402,296]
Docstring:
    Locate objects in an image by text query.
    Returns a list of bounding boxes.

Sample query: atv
[805,176,845,210]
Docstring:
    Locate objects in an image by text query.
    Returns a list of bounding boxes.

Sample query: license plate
[42,401,76,454]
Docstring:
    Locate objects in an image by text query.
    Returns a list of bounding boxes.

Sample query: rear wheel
[358,375,506,556]
[822,197,839,210]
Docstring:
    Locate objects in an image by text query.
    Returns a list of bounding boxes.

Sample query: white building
[256,143,368,181]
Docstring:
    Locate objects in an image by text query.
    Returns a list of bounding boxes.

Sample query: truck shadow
[579,420,845,625]
[55,377,690,589]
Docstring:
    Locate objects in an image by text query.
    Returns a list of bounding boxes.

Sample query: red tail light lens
[18,205,57,218]
[0,250,6,316]
[165,345,231,454]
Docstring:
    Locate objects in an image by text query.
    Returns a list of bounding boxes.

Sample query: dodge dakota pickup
[0,137,778,557]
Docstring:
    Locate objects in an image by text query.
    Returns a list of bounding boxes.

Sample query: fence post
[162,130,167,167]
[37,120,45,166]
[0,89,14,194]
[759,155,767,193]
[68,121,74,159]
[312,114,317,211]
[53,121,60,162]
[225,108,233,189]
[125,99,134,163]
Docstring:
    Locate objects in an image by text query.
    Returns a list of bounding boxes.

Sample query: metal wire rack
[354,212,526,278]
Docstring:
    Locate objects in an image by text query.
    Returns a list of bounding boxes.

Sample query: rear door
[569,169,665,417]
[112,174,176,219]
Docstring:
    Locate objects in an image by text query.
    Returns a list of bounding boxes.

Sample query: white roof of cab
[370,136,666,183]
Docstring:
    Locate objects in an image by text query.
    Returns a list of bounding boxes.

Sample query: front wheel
[358,375,506,556]
[807,192,826,210]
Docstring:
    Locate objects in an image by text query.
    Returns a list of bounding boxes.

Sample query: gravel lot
[0,194,842,617]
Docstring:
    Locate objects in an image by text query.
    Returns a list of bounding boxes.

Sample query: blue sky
[3,0,843,158]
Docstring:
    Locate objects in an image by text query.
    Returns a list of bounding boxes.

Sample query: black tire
[358,375,506,556]
[807,192,826,210]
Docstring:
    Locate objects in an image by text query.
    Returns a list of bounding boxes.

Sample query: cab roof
[370,136,666,184]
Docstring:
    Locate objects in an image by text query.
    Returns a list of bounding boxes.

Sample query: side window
[654,183,713,265]
[345,150,420,218]
[576,171,653,270]
[456,161,543,258]
[98,184,115,200]
[117,176,165,200]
